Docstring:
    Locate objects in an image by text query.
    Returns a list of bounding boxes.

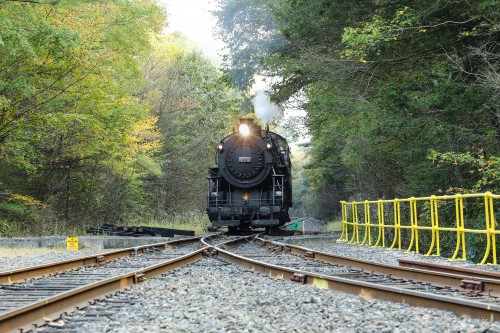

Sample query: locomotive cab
[207,118,292,230]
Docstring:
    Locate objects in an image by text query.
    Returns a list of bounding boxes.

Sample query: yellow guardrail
[338,192,499,265]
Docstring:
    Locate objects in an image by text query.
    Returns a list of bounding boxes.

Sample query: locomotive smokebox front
[217,119,272,189]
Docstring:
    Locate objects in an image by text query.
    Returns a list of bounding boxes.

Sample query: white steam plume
[253,89,278,126]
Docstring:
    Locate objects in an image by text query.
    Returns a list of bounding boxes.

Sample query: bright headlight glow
[239,124,250,136]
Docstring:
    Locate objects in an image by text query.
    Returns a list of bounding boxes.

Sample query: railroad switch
[290,273,306,284]
[202,248,218,257]
[460,279,484,293]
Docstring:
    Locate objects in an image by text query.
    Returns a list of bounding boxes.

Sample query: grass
[125,211,211,235]
[0,210,212,237]
[326,220,343,231]
[0,218,87,238]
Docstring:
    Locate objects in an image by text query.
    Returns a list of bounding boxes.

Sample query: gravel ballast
[0,235,190,272]
[2,233,499,332]
[285,234,500,272]
[36,258,499,333]
[0,248,116,273]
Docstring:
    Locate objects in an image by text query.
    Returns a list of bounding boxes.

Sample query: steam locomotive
[206,118,292,231]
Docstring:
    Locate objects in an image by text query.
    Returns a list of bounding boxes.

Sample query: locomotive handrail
[338,192,499,265]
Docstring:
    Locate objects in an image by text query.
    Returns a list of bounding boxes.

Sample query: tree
[139,34,242,218]
[213,0,499,219]
[213,0,287,90]
[0,0,165,230]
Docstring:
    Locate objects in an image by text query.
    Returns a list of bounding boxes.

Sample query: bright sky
[161,0,224,64]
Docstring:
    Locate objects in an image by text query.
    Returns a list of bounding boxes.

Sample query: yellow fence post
[480,192,497,265]
[406,197,420,253]
[389,199,401,250]
[374,200,385,247]
[450,194,466,261]
[340,192,498,264]
[338,201,348,242]
[489,193,497,264]
[425,196,440,256]
[361,201,372,245]
[349,202,360,244]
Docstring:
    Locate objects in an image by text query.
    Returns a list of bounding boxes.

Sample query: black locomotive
[207,118,292,231]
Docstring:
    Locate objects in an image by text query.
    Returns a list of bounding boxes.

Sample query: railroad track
[0,237,203,285]
[2,232,499,332]
[0,236,213,333]
[208,235,500,321]
[254,236,500,297]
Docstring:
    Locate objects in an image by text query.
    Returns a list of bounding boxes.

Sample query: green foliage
[0,192,57,236]
[341,7,418,61]
[0,0,242,235]
[0,218,20,237]
[139,34,242,218]
[0,202,26,215]
[210,0,500,224]
[0,0,166,226]
[429,150,500,193]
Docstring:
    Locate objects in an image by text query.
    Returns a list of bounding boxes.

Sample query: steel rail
[200,233,228,247]
[212,245,500,322]
[254,236,500,296]
[398,259,500,280]
[0,236,203,285]
[0,247,208,333]
[200,234,253,248]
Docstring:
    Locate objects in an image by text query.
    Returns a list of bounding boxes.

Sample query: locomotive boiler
[206,118,292,231]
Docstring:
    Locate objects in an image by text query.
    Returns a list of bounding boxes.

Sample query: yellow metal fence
[338,192,499,265]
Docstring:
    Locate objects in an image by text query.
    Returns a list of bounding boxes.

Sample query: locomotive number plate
[239,157,252,163]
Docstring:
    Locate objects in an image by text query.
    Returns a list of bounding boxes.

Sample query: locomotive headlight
[239,124,250,136]
[266,142,272,150]
[242,192,249,202]
[218,143,224,151]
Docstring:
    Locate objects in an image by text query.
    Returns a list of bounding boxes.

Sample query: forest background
[0,0,244,235]
[0,0,498,236]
